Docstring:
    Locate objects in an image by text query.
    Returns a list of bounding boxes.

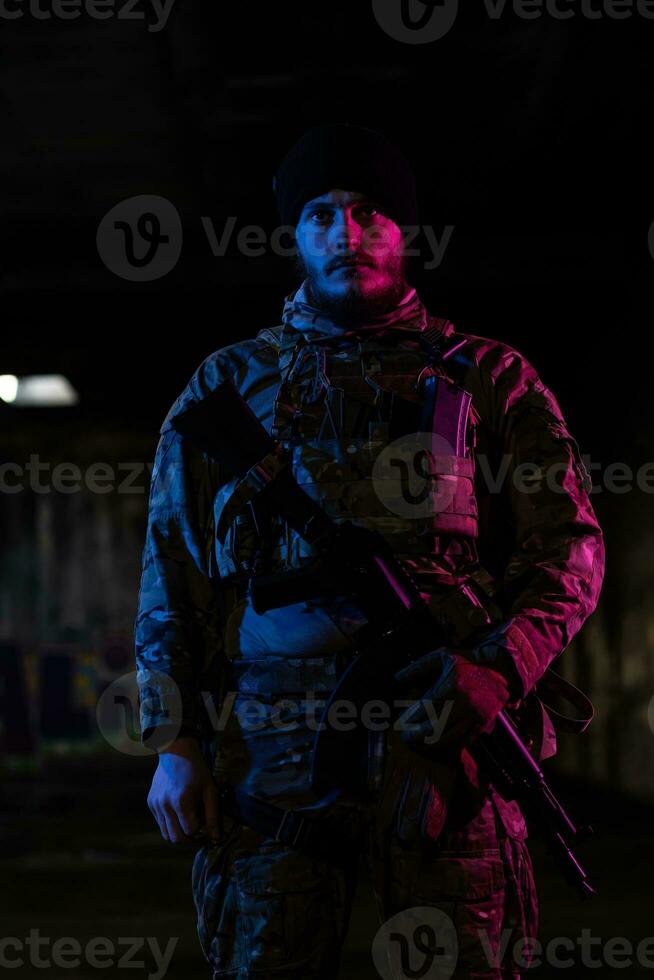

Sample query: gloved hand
[393,647,512,760]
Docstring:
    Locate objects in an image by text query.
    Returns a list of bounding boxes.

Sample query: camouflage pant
[191,758,539,979]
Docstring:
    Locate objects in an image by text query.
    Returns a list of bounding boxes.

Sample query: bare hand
[147,736,223,845]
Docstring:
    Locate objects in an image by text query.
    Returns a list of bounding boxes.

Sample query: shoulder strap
[255,325,283,350]
[419,317,465,363]
[513,667,595,761]
[535,667,595,734]
[256,323,309,381]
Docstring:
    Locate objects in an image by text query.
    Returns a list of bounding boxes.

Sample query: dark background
[1,2,653,977]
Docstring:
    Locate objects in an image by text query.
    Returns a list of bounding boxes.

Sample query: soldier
[135,123,605,978]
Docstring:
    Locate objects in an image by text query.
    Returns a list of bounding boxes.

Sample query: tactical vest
[211,317,486,620]
[203,316,594,788]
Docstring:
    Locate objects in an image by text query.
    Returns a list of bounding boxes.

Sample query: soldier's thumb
[202,780,222,841]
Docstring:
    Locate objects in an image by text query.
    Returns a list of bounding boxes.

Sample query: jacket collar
[279,278,430,345]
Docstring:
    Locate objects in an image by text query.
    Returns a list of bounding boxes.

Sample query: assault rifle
[171,378,596,899]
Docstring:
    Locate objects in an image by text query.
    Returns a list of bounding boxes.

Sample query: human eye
[356,204,381,220]
[309,209,332,224]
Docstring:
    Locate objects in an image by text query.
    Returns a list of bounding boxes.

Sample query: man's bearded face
[292,188,410,325]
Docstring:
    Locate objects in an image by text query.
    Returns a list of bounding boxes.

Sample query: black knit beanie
[272,123,420,230]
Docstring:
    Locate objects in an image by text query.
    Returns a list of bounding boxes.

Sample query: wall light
[0,374,79,406]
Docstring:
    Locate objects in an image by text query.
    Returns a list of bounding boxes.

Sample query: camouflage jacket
[134,281,605,755]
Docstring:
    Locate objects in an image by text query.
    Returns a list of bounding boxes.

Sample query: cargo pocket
[233,847,340,974]
[192,835,242,976]
[410,852,507,977]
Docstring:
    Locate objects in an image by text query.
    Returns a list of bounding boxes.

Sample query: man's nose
[332,210,362,250]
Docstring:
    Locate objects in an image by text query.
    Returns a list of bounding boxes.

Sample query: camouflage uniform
[135,280,604,978]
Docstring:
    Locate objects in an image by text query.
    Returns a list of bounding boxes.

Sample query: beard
[292,252,410,327]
